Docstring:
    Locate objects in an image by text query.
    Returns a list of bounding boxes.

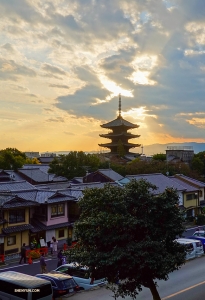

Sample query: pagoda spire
[119,93,121,117]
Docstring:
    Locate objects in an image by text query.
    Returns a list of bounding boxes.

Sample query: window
[58,229,64,238]
[186,194,195,201]
[7,236,16,246]
[9,209,25,223]
[51,204,64,218]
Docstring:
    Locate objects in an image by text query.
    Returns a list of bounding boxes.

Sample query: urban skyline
[0,1,205,152]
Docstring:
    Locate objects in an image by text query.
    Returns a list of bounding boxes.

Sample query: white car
[55,262,107,290]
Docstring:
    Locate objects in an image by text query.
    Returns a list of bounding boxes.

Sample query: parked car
[35,271,80,299]
[175,239,196,260]
[193,230,205,237]
[177,238,204,257]
[55,262,107,290]
[188,236,205,252]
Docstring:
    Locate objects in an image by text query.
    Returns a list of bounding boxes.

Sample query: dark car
[35,271,80,299]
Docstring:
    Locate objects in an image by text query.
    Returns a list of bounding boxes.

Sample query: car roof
[194,230,205,233]
[0,271,49,287]
[178,238,201,243]
[36,271,73,280]
[60,263,89,270]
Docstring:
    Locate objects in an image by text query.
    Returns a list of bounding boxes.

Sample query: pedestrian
[19,243,27,264]
[52,237,58,253]
[47,240,53,255]
[40,252,47,273]
[57,250,63,267]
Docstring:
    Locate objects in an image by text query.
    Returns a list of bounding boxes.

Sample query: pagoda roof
[99,132,140,138]
[101,116,139,129]
[99,142,141,148]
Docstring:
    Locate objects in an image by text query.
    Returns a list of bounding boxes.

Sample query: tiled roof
[35,190,76,204]
[12,190,38,201]
[35,182,71,190]
[38,157,55,164]
[97,169,124,181]
[126,173,187,194]
[0,181,36,191]
[3,197,39,209]
[18,168,51,183]
[70,182,106,189]
[5,170,30,181]
[174,174,205,188]
[168,176,199,192]
[30,219,73,233]
[23,164,50,174]
[101,116,139,128]
[2,224,34,234]
[18,168,68,184]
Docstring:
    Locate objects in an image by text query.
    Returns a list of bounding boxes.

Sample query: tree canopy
[48,151,100,179]
[69,179,186,300]
[0,148,27,170]
[152,153,166,161]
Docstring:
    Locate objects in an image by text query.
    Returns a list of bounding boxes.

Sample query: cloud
[42,63,67,76]
[49,84,69,89]
[1,0,205,151]
[46,117,65,123]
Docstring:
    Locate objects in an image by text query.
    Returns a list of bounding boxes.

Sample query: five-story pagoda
[99,94,141,154]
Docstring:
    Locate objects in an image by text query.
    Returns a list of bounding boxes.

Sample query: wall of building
[47,203,68,226]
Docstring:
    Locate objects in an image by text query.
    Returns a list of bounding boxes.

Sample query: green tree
[0,148,27,170]
[69,179,186,300]
[191,157,204,174]
[48,151,100,179]
[152,153,166,161]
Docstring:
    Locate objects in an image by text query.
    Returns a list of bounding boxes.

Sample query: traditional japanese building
[99,94,141,154]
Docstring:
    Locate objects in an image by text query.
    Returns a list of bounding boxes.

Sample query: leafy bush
[186,216,195,222]
[196,214,205,225]
[28,250,41,259]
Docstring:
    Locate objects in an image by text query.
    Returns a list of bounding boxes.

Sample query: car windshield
[194,232,205,237]
[62,278,77,289]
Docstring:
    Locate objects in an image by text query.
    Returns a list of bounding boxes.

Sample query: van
[0,271,52,300]
[187,236,205,252]
[176,239,196,260]
[177,238,204,257]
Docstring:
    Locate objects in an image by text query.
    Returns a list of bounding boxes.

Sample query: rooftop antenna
[141,145,143,155]
[119,93,121,117]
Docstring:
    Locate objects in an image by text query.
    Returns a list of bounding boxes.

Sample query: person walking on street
[50,239,53,255]
[40,252,47,273]
[52,237,58,254]
[19,243,27,264]
[57,250,63,267]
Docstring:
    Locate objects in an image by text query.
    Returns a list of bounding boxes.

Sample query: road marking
[0,259,53,271]
[162,280,205,299]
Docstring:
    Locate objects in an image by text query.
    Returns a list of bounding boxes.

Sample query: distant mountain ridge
[142,142,205,156]
[46,142,205,157]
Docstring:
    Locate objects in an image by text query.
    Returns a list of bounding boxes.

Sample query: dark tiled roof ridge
[175,174,205,188]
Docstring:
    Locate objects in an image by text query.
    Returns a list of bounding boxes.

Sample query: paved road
[0,226,204,300]
[1,254,205,300]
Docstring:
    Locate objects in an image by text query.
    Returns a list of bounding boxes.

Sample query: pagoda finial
[119,93,121,117]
